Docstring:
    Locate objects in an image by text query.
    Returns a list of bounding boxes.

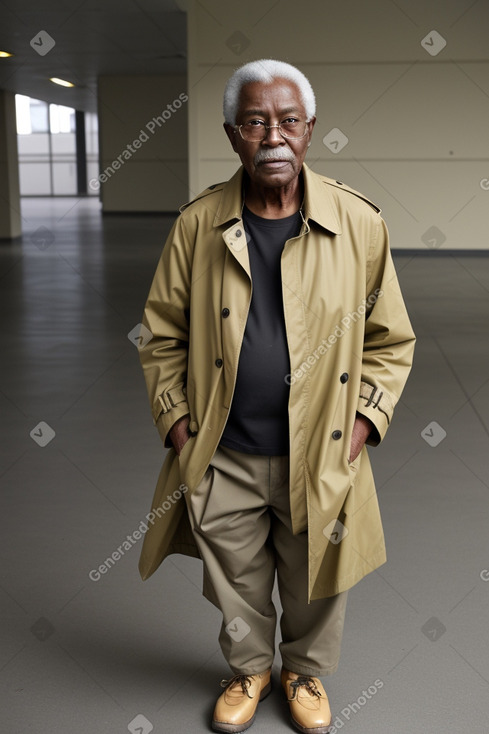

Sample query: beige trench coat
[137,163,415,601]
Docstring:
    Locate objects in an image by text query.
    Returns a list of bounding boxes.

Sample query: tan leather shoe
[281,668,332,734]
[212,670,272,733]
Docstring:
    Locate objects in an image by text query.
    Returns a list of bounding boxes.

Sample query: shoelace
[220,674,254,699]
[288,676,322,701]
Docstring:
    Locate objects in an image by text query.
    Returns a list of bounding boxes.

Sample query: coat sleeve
[357,216,416,445]
[138,215,193,447]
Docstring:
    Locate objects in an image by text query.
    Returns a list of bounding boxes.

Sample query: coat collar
[212,163,342,235]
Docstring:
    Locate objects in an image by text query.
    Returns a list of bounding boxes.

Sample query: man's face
[224,78,316,190]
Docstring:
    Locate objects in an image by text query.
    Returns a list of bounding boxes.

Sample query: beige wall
[0,89,21,239]
[97,74,188,212]
[186,0,489,249]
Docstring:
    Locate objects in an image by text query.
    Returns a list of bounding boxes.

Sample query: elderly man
[138,59,415,734]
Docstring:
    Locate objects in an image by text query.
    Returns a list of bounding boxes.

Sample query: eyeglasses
[234,118,308,142]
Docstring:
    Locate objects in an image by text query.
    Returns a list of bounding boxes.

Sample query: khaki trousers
[184,444,348,677]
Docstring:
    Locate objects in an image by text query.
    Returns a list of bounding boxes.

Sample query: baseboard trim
[392,249,489,256]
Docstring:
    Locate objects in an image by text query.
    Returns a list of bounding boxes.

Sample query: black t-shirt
[219,205,302,455]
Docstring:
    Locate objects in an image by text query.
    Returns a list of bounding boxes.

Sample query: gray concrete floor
[1,196,488,733]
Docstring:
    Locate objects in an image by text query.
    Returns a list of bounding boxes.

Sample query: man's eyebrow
[241,106,302,118]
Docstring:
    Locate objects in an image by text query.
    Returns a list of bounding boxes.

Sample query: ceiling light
[50,77,75,88]
[0,51,14,58]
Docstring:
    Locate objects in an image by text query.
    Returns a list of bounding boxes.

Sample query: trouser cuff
[281,657,340,677]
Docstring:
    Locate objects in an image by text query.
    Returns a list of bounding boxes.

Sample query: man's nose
[263,124,284,144]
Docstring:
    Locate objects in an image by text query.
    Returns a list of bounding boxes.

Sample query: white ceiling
[0,0,187,112]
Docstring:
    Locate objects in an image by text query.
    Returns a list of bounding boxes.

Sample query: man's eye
[246,120,265,127]
[282,117,299,124]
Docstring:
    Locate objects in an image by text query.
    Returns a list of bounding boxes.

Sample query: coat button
[235,229,242,237]
[221,308,230,318]
[340,372,349,383]
[215,358,223,367]
[332,430,342,440]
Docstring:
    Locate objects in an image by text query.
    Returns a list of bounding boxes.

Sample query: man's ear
[304,116,316,148]
[223,122,239,153]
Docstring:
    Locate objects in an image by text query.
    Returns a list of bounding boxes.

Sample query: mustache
[254,148,295,165]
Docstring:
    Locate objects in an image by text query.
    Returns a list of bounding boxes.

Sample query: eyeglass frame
[233,119,309,142]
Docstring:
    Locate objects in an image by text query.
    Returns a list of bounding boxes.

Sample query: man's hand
[349,413,374,463]
[169,414,191,455]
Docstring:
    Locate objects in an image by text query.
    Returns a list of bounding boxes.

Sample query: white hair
[223,59,316,125]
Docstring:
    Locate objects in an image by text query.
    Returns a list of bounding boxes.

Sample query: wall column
[0,89,21,240]
[96,74,188,212]
[75,110,87,195]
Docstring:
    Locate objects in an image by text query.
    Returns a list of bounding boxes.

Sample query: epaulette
[179,182,227,213]
[322,177,381,214]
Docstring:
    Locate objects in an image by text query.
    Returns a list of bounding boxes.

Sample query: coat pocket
[347,448,363,485]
